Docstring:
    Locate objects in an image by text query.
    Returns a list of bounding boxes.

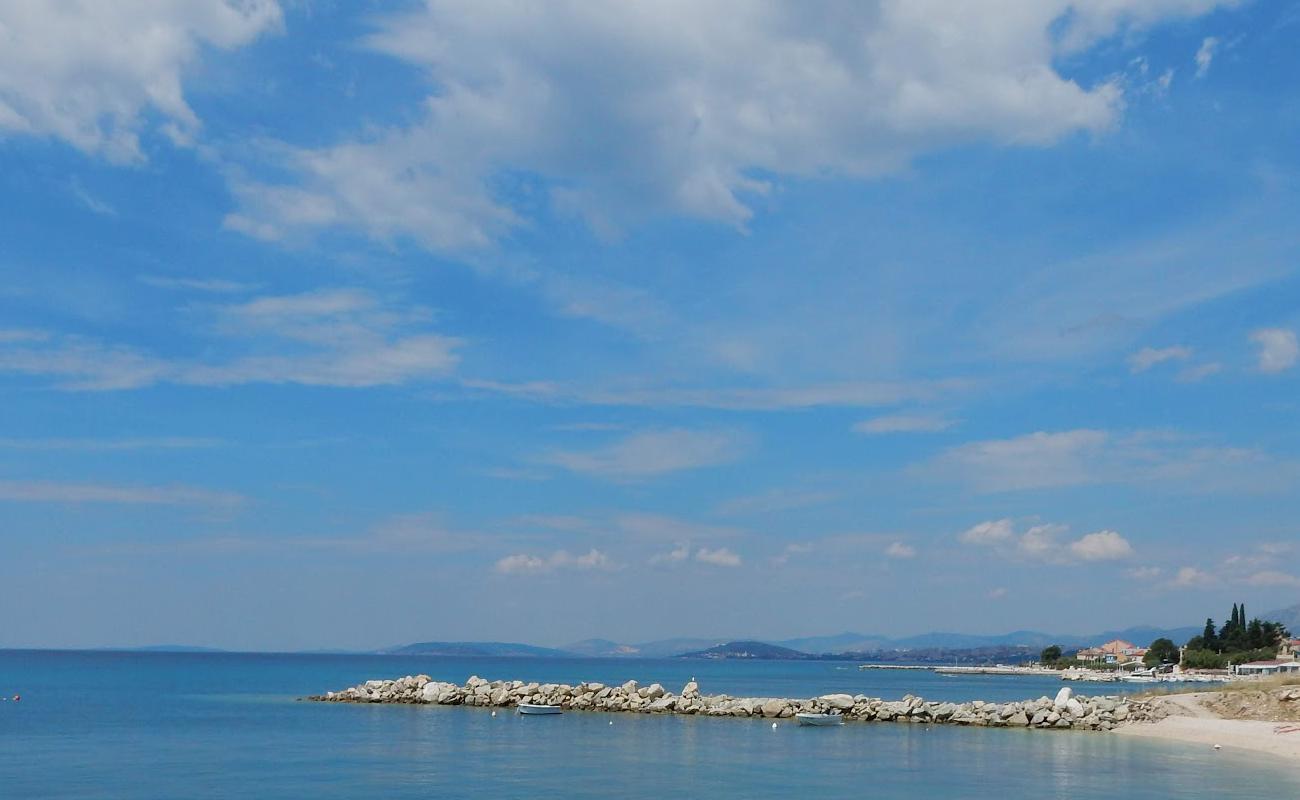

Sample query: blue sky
[2,1,1299,651]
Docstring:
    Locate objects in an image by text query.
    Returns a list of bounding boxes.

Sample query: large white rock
[819,693,855,711]
[1053,687,1073,710]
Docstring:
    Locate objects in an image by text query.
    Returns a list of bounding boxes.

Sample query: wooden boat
[795,712,844,726]
[517,703,563,715]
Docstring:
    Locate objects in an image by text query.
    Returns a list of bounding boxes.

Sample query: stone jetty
[308,676,1160,731]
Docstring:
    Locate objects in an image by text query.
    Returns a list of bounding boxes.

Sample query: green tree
[1199,618,1218,651]
[1040,645,1062,665]
[1144,638,1179,666]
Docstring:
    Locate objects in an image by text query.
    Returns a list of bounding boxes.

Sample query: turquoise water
[1,650,1297,798]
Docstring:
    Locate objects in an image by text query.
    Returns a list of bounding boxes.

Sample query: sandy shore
[1115,690,1300,763]
[1115,716,1300,761]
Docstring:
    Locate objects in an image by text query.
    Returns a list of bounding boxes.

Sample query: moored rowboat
[795,712,844,726]
[517,703,563,715]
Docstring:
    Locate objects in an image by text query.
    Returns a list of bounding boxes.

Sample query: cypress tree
[1202,618,1217,650]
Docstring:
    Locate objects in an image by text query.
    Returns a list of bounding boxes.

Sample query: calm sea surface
[1,650,1297,798]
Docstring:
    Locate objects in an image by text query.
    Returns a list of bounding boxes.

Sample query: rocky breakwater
[308,677,1152,732]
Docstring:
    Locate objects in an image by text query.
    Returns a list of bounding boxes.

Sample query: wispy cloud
[70,178,116,216]
[0,289,461,390]
[1194,36,1219,78]
[1176,362,1222,383]
[138,275,262,294]
[1127,345,1192,373]
[930,430,1107,491]
[884,541,917,559]
[853,414,955,435]
[464,377,966,412]
[541,428,749,480]
[0,437,222,452]
[1169,566,1215,588]
[1245,570,1300,588]
[714,488,837,516]
[0,480,244,509]
[927,428,1300,494]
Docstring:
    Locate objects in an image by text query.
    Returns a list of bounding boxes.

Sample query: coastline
[1115,717,1300,762]
[1113,689,1300,764]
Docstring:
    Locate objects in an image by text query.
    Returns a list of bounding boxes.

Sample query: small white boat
[517,703,563,715]
[795,712,844,727]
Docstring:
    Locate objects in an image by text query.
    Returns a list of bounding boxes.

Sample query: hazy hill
[1262,603,1300,632]
[382,641,573,658]
[679,640,813,660]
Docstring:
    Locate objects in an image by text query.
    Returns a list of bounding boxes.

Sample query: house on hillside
[1074,639,1149,665]
[1279,638,1300,660]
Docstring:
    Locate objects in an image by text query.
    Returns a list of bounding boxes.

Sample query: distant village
[1042,603,1299,678]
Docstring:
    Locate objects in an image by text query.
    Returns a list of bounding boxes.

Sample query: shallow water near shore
[2,650,1297,798]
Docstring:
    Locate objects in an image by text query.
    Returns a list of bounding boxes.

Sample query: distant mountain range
[381,641,574,658]
[95,610,1294,660]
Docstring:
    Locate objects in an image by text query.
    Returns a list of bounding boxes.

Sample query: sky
[2,0,1299,652]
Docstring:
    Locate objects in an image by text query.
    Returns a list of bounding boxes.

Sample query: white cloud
[694,547,742,567]
[884,541,916,559]
[1018,523,1068,561]
[650,542,743,567]
[959,519,1015,545]
[853,414,954,435]
[494,548,613,575]
[961,518,1133,564]
[649,543,693,565]
[1194,36,1219,78]
[1170,565,1215,588]
[1245,570,1300,588]
[227,1,1234,249]
[0,479,243,509]
[1250,328,1298,374]
[1127,345,1192,373]
[0,289,462,390]
[541,428,748,480]
[987,587,1008,599]
[1068,529,1134,561]
[0,0,282,161]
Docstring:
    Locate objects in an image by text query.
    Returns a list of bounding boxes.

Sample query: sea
[1,649,1297,798]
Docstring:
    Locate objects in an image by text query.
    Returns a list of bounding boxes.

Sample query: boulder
[819,694,855,711]
[761,699,789,718]
[1053,687,1073,710]
[681,681,700,699]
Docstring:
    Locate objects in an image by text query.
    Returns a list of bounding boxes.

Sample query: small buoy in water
[772,722,778,730]
[1213,744,1222,750]
[11,695,18,702]
[491,711,497,717]
[609,721,614,725]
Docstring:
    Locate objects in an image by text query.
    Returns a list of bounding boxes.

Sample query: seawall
[307,674,1159,731]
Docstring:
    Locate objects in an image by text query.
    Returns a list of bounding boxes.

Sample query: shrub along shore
[307,674,1159,731]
